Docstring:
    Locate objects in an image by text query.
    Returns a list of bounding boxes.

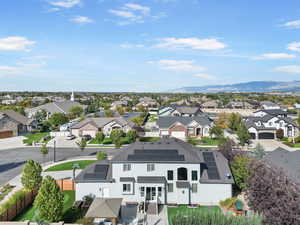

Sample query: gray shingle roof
[27,100,86,114]
[0,110,33,125]
[137,176,166,183]
[71,117,131,129]
[85,198,123,218]
[157,116,212,129]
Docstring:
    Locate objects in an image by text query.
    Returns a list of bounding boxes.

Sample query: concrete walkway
[251,139,299,151]
[0,136,27,151]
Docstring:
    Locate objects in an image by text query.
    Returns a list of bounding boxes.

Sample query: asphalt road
[0,147,120,186]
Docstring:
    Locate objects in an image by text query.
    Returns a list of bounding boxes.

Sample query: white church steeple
[70,91,75,101]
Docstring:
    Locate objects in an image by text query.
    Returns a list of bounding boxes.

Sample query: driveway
[0,147,120,186]
[0,136,26,151]
[251,139,298,152]
[47,136,78,148]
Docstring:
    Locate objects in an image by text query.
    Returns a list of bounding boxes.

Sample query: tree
[97,151,107,161]
[69,106,84,118]
[215,113,229,129]
[40,144,49,162]
[298,113,300,126]
[114,136,122,149]
[34,176,64,222]
[48,113,69,129]
[218,138,235,162]
[127,130,138,143]
[228,113,242,131]
[110,129,124,143]
[230,155,251,190]
[209,125,224,139]
[246,160,300,225]
[236,123,250,146]
[116,106,125,115]
[35,109,47,122]
[76,138,87,152]
[276,128,284,139]
[104,109,113,117]
[21,160,42,191]
[131,116,144,126]
[253,143,266,159]
[95,131,105,144]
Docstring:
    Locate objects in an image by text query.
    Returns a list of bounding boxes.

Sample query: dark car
[82,134,92,141]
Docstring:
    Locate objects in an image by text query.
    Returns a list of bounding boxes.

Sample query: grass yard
[45,160,97,172]
[89,137,131,145]
[15,191,76,222]
[283,141,300,148]
[148,114,158,122]
[23,132,50,145]
[198,137,223,146]
[139,137,161,142]
[168,206,221,225]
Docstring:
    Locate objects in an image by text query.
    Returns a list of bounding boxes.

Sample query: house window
[158,187,162,197]
[167,170,174,180]
[147,163,155,172]
[269,122,273,126]
[192,171,198,181]
[192,184,197,193]
[123,164,131,171]
[177,167,188,181]
[279,121,283,127]
[188,128,194,135]
[123,184,131,193]
[151,187,156,198]
[167,183,173,193]
[140,187,145,197]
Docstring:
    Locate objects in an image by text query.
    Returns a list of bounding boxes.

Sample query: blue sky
[0,0,300,92]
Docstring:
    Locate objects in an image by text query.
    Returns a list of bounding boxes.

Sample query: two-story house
[75,138,233,209]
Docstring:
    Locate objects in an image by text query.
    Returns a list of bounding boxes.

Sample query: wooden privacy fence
[0,190,37,222]
[56,179,75,191]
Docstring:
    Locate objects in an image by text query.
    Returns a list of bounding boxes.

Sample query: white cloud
[0,66,22,74]
[254,53,296,60]
[120,43,144,48]
[0,36,35,51]
[194,73,216,80]
[287,42,300,52]
[154,37,227,50]
[274,65,300,74]
[109,9,136,19]
[282,20,300,29]
[49,0,81,8]
[124,3,150,15]
[70,16,94,24]
[152,59,206,72]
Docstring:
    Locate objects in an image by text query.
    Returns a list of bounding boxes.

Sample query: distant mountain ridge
[170,81,300,93]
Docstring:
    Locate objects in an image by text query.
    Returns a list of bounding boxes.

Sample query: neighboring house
[253,109,288,118]
[225,101,254,109]
[265,148,300,185]
[75,138,234,206]
[136,97,158,107]
[260,101,280,110]
[158,105,202,117]
[0,110,36,138]
[157,116,213,139]
[26,100,87,119]
[244,115,299,139]
[110,100,128,111]
[201,100,220,109]
[71,117,134,137]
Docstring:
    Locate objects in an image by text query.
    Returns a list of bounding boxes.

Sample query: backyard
[45,160,97,172]
[23,132,51,145]
[15,191,77,222]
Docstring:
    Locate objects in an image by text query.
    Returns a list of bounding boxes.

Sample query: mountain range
[169,81,300,93]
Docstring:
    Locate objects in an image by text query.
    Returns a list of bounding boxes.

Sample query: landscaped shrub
[172,210,263,225]
[102,138,113,144]
[96,151,107,161]
[276,128,284,139]
[121,136,131,144]
[219,197,238,210]
[294,136,300,143]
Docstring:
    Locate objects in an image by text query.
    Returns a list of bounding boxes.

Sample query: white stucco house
[260,101,280,110]
[75,138,234,209]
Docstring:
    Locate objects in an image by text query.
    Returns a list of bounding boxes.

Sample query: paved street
[0,136,26,151]
[0,147,120,186]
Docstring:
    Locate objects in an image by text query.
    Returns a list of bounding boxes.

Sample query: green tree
[116,106,125,115]
[95,131,105,144]
[48,113,69,128]
[114,136,122,149]
[230,155,251,190]
[97,151,107,161]
[104,109,113,117]
[35,109,47,122]
[228,113,242,131]
[34,176,64,222]
[40,144,49,163]
[76,138,87,152]
[21,160,42,191]
[131,116,144,126]
[236,123,250,146]
[253,143,266,159]
[69,106,84,118]
[209,125,224,139]
[110,129,124,143]
[127,130,138,143]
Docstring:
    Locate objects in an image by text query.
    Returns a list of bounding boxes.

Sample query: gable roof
[255,109,287,116]
[71,117,131,129]
[27,100,86,114]
[157,116,212,129]
[0,110,33,125]
[260,101,279,107]
[159,104,201,115]
[85,198,123,218]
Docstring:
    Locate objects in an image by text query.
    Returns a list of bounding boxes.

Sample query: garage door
[250,133,256,139]
[171,131,186,138]
[258,132,274,139]
[0,131,13,139]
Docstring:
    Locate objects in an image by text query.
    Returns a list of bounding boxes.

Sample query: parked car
[82,134,92,141]
[66,134,76,140]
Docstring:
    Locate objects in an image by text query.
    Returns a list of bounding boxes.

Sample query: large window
[123,164,131,171]
[192,171,198,181]
[167,183,174,193]
[123,184,131,193]
[167,170,174,180]
[192,184,197,193]
[140,187,145,197]
[177,167,188,181]
[158,187,162,197]
[147,163,155,172]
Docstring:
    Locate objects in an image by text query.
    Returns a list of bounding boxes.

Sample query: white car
[66,135,76,140]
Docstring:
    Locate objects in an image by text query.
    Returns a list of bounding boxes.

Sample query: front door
[177,188,189,204]
[146,187,156,201]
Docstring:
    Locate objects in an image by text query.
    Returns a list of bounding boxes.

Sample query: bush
[121,136,131,144]
[295,136,300,143]
[276,129,284,139]
[97,151,107,161]
[21,160,42,191]
[102,138,112,144]
[219,197,238,210]
[95,132,105,144]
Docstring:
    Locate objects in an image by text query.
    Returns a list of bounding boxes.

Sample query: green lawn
[148,115,158,122]
[283,141,300,148]
[198,137,223,146]
[139,137,161,142]
[45,160,97,172]
[23,132,50,145]
[15,191,75,222]
[89,137,130,145]
[168,206,221,225]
